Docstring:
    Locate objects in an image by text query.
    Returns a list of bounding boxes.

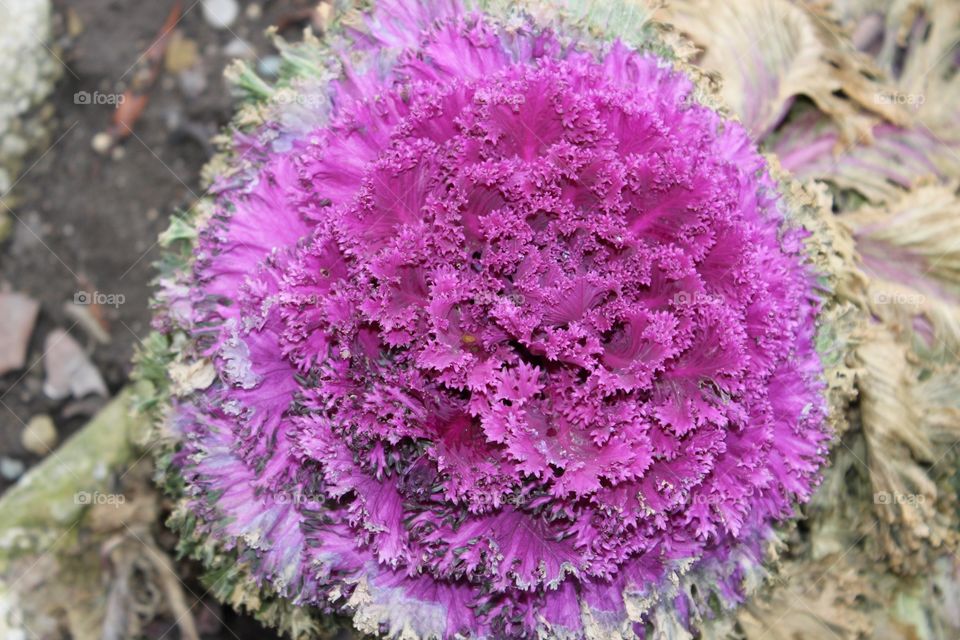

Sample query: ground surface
[0,1,325,637]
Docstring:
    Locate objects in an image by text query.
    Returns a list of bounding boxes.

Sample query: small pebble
[164,32,199,73]
[0,457,25,481]
[22,414,58,456]
[202,0,239,30]
[178,66,208,99]
[91,132,112,155]
[258,55,283,77]
[224,37,255,60]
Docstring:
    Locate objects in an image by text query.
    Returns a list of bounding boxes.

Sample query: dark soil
[0,1,325,637]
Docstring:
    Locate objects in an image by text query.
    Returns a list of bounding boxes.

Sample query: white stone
[202,0,239,30]
[0,457,24,481]
[21,415,57,456]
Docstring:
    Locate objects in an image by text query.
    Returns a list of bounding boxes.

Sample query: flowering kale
[148,0,831,637]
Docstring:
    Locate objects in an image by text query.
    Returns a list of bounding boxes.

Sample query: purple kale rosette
[142,1,833,637]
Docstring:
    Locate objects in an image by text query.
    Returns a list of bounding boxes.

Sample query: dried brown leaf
[656,0,910,141]
[738,556,875,640]
[844,184,960,300]
[856,330,959,573]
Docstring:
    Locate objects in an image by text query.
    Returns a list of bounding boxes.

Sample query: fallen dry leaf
[145,0,183,66]
[109,93,150,141]
[0,290,40,375]
[104,1,183,144]
[42,329,108,400]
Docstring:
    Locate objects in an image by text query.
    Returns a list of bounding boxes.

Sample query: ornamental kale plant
[143,0,841,637]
